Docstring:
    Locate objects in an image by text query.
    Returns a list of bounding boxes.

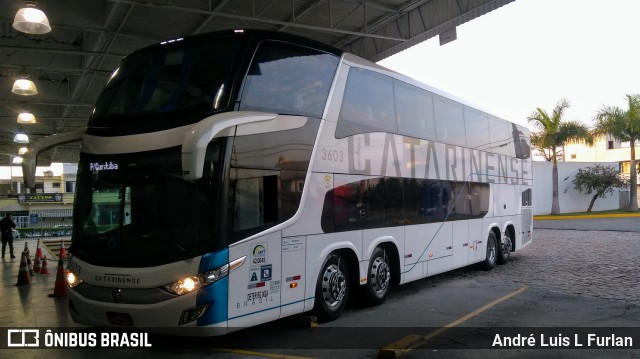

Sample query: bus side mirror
[181,111,276,181]
[21,131,85,191]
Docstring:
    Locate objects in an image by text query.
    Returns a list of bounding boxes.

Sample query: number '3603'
[321,148,343,162]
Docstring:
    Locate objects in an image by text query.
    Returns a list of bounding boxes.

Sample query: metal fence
[1,209,73,239]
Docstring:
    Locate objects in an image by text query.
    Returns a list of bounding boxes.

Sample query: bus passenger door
[280,236,306,318]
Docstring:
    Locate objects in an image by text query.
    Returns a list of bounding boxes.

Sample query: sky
[378,0,640,130]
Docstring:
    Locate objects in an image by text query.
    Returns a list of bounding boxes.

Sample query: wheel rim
[322,264,346,307]
[488,239,496,264]
[370,256,390,295]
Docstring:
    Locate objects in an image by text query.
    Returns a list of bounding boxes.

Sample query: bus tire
[313,253,349,323]
[497,231,512,265]
[361,246,391,307]
[483,232,497,271]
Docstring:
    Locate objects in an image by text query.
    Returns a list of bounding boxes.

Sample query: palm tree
[528,98,593,214]
[593,94,640,212]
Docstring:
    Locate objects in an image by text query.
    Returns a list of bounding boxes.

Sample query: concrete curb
[534,213,640,220]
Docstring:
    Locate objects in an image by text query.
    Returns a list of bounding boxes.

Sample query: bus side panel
[425,256,452,277]
[280,236,307,318]
[403,222,452,263]
[227,231,282,328]
[493,184,516,217]
[467,218,484,264]
[402,222,452,284]
[451,220,469,269]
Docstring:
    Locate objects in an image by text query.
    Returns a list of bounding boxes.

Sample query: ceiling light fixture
[12,156,24,165]
[12,78,38,96]
[17,112,37,124]
[14,132,29,144]
[18,147,29,155]
[13,2,51,35]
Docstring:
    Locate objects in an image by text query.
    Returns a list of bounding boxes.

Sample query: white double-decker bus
[25,29,532,334]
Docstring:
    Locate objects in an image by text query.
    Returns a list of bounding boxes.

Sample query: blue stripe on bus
[196,249,229,326]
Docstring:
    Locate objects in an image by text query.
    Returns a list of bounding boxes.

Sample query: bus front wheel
[483,232,497,271]
[361,246,391,307]
[313,253,349,322]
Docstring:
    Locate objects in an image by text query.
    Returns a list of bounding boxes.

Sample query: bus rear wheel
[497,231,512,265]
[313,253,349,322]
[361,246,391,307]
[483,232,497,271]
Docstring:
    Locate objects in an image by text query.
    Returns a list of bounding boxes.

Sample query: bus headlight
[66,270,84,288]
[163,264,229,296]
[164,276,201,296]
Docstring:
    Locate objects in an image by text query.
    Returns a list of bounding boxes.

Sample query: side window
[422,180,450,222]
[522,188,532,207]
[395,80,436,140]
[464,106,490,151]
[336,68,397,138]
[384,178,404,226]
[321,177,491,233]
[445,182,488,220]
[231,169,279,233]
[321,178,385,232]
[231,120,320,170]
[230,121,319,241]
[240,41,339,118]
[327,181,364,232]
[489,116,515,156]
[433,95,466,146]
[230,168,306,238]
[514,124,531,159]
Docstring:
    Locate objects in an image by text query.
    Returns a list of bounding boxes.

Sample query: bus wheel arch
[313,249,358,323]
[361,243,399,307]
[497,225,515,265]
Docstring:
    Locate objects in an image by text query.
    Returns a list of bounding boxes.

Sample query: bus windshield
[90,36,242,129]
[72,144,224,267]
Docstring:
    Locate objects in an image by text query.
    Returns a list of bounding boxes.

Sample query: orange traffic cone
[35,239,43,259]
[49,259,67,297]
[25,250,34,276]
[40,256,50,275]
[33,255,41,273]
[59,238,67,260]
[16,252,32,286]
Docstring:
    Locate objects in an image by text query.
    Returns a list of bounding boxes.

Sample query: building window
[608,141,614,150]
[66,181,76,193]
[621,161,640,175]
[570,154,577,159]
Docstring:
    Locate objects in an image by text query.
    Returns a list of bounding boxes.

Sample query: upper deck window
[239,41,339,118]
[336,68,397,138]
[91,37,241,129]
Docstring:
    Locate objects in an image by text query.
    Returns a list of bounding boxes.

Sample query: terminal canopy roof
[0,0,515,164]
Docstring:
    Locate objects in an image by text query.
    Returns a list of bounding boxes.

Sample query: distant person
[1,213,16,259]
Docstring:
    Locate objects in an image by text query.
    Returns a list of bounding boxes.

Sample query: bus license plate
[107,312,133,326]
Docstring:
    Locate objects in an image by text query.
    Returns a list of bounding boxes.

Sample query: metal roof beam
[105,0,406,42]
